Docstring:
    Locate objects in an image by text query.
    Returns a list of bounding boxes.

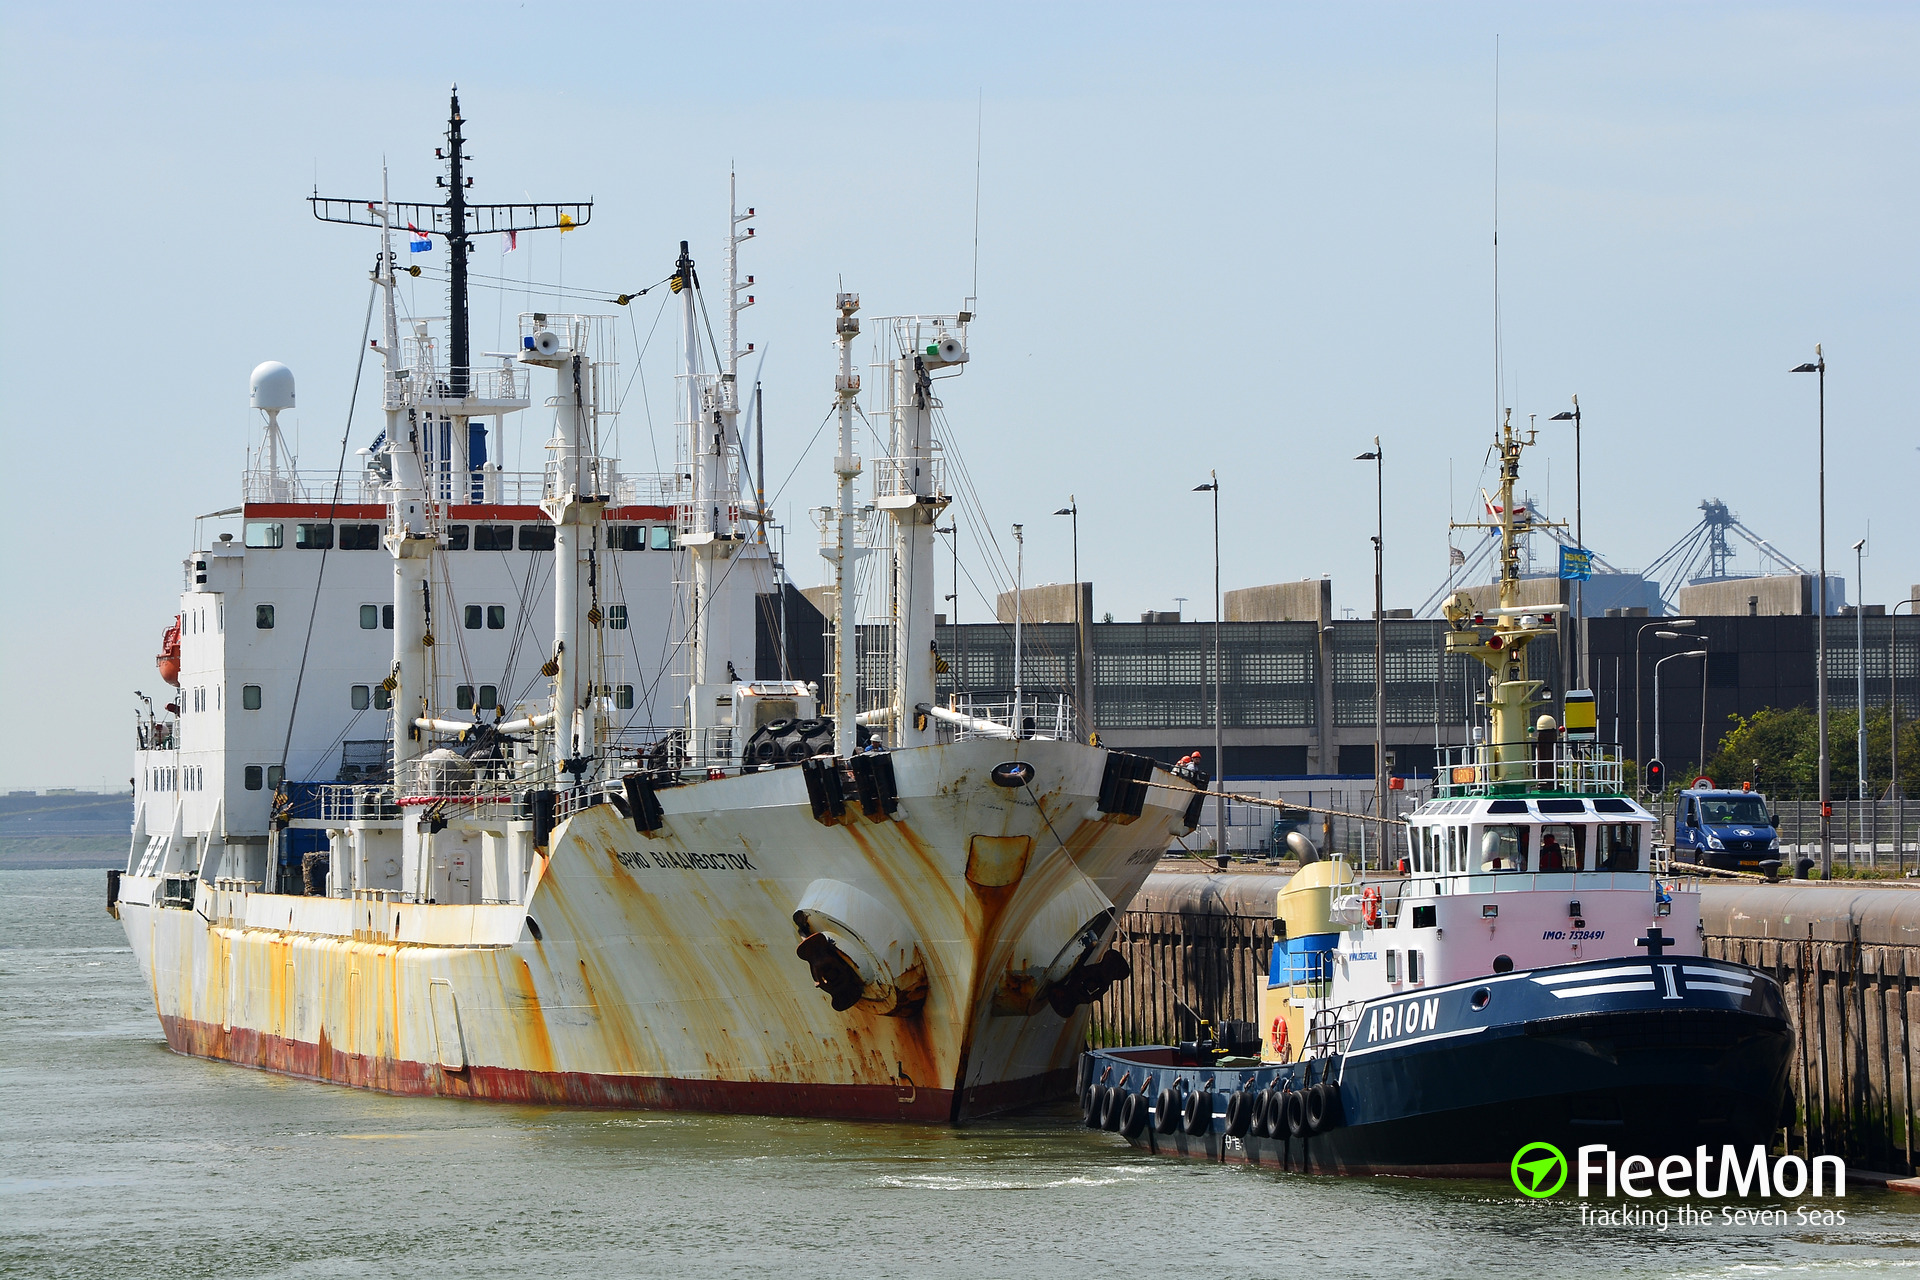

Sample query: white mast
[373,168,434,779]
[828,294,862,756]
[521,317,603,775]
[876,330,956,747]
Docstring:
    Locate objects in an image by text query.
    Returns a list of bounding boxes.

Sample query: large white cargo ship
[113,93,1200,1121]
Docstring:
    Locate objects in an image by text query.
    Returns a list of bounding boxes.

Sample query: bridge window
[611,525,647,552]
[650,525,673,551]
[1596,823,1641,872]
[519,525,556,551]
[1536,824,1587,872]
[256,604,275,629]
[474,524,514,551]
[244,521,283,549]
[294,523,333,550]
[338,523,380,550]
[1479,824,1530,871]
[242,685,262,711]
[444,524,470,551]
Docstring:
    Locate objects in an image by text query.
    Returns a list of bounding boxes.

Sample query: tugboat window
[1596,823,1642,872]
[1536,825,1584,872]
[256,604,275,629]
[1481,824,1530,871]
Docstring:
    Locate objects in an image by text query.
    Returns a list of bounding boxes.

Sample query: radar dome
[250,361,296,411]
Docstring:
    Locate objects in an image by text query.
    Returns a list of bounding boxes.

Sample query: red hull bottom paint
[158,1015,1071,1124]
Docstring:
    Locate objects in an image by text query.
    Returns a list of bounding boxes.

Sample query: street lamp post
[1550,398,1585,687]
[1655,649,1708,781]
[1356,441,1386,866]
[1193,474,1224,858]
[1792,348,1830,877]
[1894,598,1915,801]
[1853,538,1868,801]
[1054,497,1090,742]
[1636,619,1697,790]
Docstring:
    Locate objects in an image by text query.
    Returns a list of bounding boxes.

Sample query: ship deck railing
[935,693,1077,743]
[1434,740,1625,799]
[239,466,680,509]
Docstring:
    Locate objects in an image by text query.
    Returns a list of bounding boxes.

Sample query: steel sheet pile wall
[1086,873,1276,1049]
[1700,884,1919,1176]
[1093,873,1918,1175]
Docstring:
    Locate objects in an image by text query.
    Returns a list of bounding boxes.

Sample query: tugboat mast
[1442,411,1565,785]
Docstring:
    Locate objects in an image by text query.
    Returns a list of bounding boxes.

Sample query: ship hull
[1082,955,1793,1176]
[119,739,1187,1122]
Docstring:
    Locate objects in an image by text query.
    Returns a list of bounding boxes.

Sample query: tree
[1701,706,1920,800]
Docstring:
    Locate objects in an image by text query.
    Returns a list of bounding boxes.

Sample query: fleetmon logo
[1511,1142,1568,1198]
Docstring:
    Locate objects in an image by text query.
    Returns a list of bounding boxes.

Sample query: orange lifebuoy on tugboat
[1270,1015,1289,1059]
[1361,885,1382,929]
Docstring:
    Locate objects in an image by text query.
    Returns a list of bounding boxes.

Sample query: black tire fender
[1099,1086,1125,1131]
[1285,1088,1307,1137]
[1223,1090,1254,1138]
[1183,1088,1215,1137]
[1153,1088,1182,1135]
[1307,1080,1342,1132]
[1082,1084,1106,1128]
[1118,1091,1150,1138]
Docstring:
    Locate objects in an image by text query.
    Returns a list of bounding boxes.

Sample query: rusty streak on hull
[122,740,1183,1123]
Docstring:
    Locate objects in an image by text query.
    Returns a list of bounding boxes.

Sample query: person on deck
[1538,832,1564,873]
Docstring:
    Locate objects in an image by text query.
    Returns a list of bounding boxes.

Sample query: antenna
[1491,36,1504,433]
[310,87,592,398]
[971,90,983,308]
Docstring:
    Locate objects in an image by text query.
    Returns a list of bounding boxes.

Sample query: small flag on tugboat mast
[408,223,432,253]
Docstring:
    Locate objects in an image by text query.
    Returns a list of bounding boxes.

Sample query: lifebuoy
[1271,1016,1290,1059]
[1361,885,1383,929]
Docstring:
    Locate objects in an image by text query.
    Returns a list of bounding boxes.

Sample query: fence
[1650,796,1919,874]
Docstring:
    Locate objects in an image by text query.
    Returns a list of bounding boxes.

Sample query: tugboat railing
[1435,740,1624,798]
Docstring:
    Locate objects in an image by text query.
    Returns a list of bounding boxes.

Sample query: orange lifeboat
[156,615,183,687]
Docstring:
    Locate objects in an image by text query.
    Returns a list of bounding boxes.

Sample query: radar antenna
[308,86,592,398]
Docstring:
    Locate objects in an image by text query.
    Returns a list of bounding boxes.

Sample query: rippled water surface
[5,869,1917,1279]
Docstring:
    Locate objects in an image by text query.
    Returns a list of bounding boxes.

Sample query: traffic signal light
[1645,759,1666,793]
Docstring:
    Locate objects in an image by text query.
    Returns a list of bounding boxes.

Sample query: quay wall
[1089,871,1920,1175]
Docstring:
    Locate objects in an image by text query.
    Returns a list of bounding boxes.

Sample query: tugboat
[1077,414,1793,1176]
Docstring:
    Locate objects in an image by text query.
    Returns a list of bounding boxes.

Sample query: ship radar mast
[1441,410,1568,784]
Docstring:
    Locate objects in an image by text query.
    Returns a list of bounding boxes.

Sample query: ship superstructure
[1079,415,1792,1175]
[115,95,1200,1121]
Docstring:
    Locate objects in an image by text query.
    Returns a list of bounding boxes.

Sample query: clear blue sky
[3,2,1913,789]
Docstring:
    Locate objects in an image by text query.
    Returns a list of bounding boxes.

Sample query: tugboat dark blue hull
[1080,955,1793,1178]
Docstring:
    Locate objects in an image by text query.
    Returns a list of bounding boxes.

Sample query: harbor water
[5,868,1918,1280]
